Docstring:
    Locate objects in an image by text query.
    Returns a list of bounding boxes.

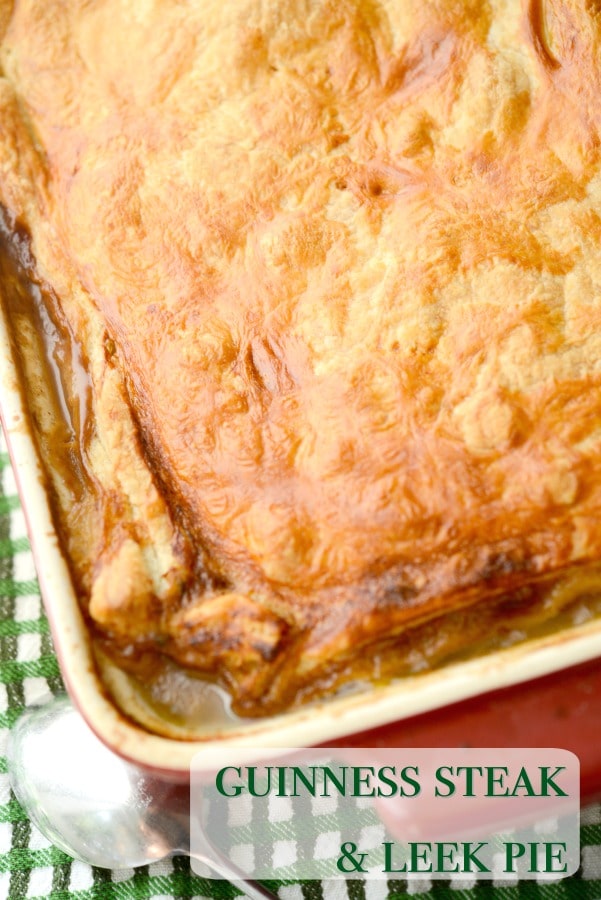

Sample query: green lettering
[321,766,346,796]
[545,842,568,873]
[410,843,432,873]
[435,766,455,797]
[456,766,483,797]
[376,766,398,798]
[510,767,535,797]
[505,842,526,873]
[248,766,272,797]
[486,766,509,796]
[291,767,317,797]
[462,842,490,873]
[399,765,421,797]
[540,767,568,797]
[436,842,459,873]
[353,766,376,797]
[383,842,407,873]
[215,766,243,797]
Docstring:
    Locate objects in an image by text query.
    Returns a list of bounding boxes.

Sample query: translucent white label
[190,747,579,881]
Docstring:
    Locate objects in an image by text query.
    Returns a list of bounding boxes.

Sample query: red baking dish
[335,655,601,805]
[2,285,601,787]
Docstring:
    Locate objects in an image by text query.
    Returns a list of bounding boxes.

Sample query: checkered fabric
[1,427,601,900]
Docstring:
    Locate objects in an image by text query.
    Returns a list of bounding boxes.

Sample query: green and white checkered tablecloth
[2,426,601,900]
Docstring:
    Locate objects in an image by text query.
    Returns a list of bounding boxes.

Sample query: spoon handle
[191,852,279,900]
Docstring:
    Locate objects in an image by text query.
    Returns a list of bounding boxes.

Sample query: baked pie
[2,0,601,721]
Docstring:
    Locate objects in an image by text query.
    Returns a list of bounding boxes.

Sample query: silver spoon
[7,695,278,900]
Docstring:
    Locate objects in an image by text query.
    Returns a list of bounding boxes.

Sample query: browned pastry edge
[2,206,601,717]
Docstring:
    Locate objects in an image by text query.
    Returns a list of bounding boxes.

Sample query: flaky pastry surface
[2,0,601,714]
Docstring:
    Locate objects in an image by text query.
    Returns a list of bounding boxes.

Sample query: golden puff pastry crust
[2,0,601,716]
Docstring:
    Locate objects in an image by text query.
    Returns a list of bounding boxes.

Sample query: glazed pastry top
[1,0,601,712]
